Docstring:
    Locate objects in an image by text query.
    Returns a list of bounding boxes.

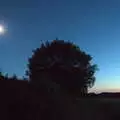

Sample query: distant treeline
[87,92,120,98]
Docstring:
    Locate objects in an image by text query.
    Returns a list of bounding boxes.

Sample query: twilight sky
[0,0,120,92]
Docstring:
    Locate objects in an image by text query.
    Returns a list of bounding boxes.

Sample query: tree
[26,39,97,96]
[11,74,18,80]
[22,76,28,81]
[0,71,5,80]
[4,73,9,79]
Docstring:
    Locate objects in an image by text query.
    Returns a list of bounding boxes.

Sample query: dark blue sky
[0,0,120,92]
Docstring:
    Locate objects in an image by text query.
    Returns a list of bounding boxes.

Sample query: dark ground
[0,80,120,120]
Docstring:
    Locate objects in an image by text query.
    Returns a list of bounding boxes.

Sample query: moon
[0,25,5,35]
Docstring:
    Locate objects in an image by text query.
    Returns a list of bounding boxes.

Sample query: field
[68,98,120,120]
[0,80,119,120]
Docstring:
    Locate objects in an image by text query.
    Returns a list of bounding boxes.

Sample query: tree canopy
[26,40,97,96]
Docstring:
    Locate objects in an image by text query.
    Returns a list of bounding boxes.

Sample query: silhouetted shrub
[26,39,97,97]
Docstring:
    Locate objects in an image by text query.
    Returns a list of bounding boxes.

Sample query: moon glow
[0,25,5,34]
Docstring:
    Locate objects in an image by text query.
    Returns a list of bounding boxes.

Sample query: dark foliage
[10,74,18,80]
[0,71,5,80]
[26,40,97,96]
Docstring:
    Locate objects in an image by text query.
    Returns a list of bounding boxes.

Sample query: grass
[70,97,120,120]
